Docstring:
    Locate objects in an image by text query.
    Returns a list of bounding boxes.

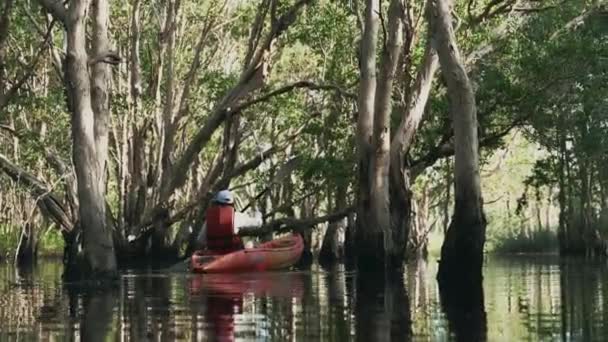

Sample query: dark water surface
[0,255,607,341]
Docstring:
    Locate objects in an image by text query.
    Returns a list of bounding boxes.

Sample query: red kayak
[190,233,304,273]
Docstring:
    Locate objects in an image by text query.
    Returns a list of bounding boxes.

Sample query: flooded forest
[0,0,607,340]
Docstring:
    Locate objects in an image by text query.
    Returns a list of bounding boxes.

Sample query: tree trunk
[356,0,404,271]
[354,0,382,268]
[15,223,37,266]
[354,0,379,267]
[368,0,404,267]
[65,0,117,280]
[443,159,452,233]
[297,196,315,267]
[319,184,347,264]
[535,188,543,232]
[0,0,14,97]
[434,0,487,284]
[408,182,429,259]
[558,129,568,253]
[579,157,606,257]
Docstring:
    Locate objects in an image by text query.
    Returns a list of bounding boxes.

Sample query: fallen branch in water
[238,206,354,237]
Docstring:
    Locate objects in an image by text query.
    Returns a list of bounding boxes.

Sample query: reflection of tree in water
[559,258,608,341]
[406,258,437,339]
[324,264,351,341]
[19,258,608,341]
[66,286,117,342]
[508,258,562,340]
[438,271,487,342]
[119,274,175,340]
[354,270,412,342]
[0,261,67,340]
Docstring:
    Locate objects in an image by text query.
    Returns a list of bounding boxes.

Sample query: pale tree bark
[319,184,347,264]
[159,0,179,194]
[354,0,379,262]
[432,0,486,284]
[356,0,405,270]
[368,0,404,267]
[91,0,110,183]
[120,0,142,230]
[0,0,14,96]
[388,14,440,263]
[161,0,311,201]
[42,0,118,279]
[123,0,312,253]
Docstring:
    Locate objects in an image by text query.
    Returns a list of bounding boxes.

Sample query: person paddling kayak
[195,190,262,252]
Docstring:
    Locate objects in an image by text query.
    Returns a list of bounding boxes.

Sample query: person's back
[197,190,263,253]
[204,203,244,254]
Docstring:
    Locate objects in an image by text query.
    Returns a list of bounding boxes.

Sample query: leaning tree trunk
[433,0,487,284]
[390,34,439,263]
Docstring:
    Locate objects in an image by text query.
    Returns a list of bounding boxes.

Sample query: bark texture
[319,185,347,264]
[432,0,487,284]
[354,0,380,267]
[64,0,117,279]
[355,0,405,271]
[389,20,440,264]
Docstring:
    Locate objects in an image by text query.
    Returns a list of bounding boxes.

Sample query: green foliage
[0,225,64,259]
[0,227,20,258]
[489,229,558,254]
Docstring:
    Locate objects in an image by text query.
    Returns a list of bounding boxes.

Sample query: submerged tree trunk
[319,184,347,264]
[15,223,37,266]
[434,0,487,284]
[355,0,404,271]
[63,0,117,280]
[368,0,404,268]
[558,128,568,253]
[354,0,380,268]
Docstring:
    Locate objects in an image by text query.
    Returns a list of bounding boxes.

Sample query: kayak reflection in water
[195,189,262,254]
[190,275,243,342]
[189,272,306,341]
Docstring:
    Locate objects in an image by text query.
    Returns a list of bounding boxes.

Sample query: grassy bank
[487,229,558,254]
[0,226,64,259]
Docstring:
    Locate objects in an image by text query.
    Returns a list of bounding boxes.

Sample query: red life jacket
[205,205,244,254]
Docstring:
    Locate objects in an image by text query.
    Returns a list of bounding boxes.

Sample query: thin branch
[229,80,356,115]
[0,20,55,111]
[512,5,556,12]
[0,153,73,233]
[262,190,319,219]
[411,115,526,178]
[163,0,312,198]
[88,50,121,65]
[238,206,355,237]
[550,4,607,41]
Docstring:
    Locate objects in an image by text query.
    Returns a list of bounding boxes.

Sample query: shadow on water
[3,256,608,340]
